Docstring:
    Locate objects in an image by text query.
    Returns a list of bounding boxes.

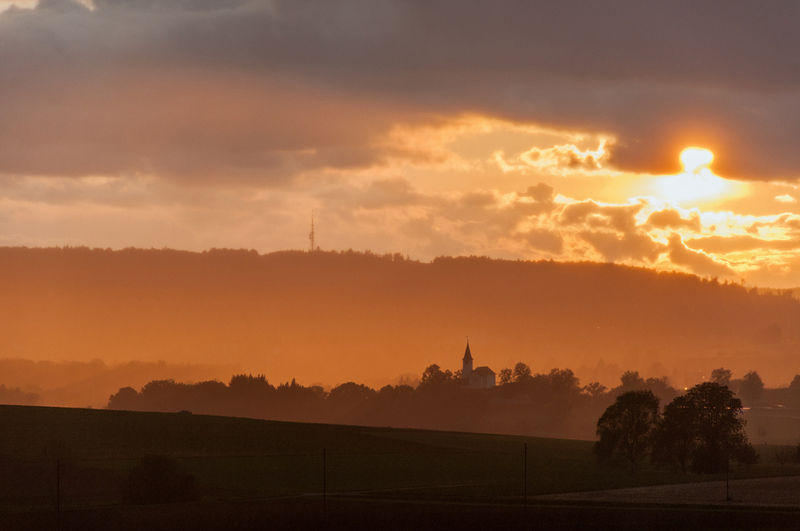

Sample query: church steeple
[462,339,473,378]
[463,340,473,362]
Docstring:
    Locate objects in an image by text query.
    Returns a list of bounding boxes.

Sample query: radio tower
[309,211,316,252]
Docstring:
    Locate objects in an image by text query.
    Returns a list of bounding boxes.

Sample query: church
[461,341,496,389]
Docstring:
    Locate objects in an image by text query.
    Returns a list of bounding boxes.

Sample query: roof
[473,366,495,376]
[462,342,473,361]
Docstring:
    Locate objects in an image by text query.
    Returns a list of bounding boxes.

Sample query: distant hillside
[1,247,798,389]
[0,359,233,408]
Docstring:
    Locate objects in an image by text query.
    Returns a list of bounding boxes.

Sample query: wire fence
[0,444,532,515]
[5,440,795,529]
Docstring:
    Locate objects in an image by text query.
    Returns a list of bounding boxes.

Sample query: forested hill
[1,247,798,388]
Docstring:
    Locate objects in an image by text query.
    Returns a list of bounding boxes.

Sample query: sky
[3,1,800,287]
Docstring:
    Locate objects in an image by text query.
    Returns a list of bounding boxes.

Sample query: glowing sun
[680,147,714,174]
[650,146,745,205]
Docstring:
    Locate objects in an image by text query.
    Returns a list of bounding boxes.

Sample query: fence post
[523,442,528,507]
[725,457,730,501]
[56,458,61,531]
[322,448,327,514]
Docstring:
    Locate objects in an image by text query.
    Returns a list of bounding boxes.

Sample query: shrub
[126,455,198,504]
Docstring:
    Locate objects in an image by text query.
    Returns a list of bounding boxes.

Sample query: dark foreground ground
[538,475,800,507]
[1,405,799,530]
[3,496,800,531]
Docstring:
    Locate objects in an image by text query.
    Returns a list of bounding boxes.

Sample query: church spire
[462,338,473,379]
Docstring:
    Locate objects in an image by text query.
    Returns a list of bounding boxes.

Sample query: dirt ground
[535,475,800,507]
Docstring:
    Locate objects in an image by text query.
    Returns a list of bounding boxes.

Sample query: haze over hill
[2,247,798,395]
[0,359,234,408]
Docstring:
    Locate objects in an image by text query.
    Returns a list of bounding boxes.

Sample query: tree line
[595,383,758,473]
[106,364,800,441]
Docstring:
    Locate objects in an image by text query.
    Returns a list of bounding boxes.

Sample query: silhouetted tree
[619,371,644,390]
[789,376,800,407]
[582,382,607,399]
[229,374,271,392]
[420,364,453,387]
[329,382,376,403]
[498,368,512,385]
[327,382,376,422]
[612,371,677,404]
[710,368,732,387]
[543,369,582,405]
[662,382,757,473]
[513,362,532,382]
[595,390,659,471]
[739,371,765,404]
[642,376,678,404]
[0,384,39,406]
[652,395,696,472]
[108,386,138,410]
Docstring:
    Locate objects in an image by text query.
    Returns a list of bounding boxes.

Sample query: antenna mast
[309,211,316,252]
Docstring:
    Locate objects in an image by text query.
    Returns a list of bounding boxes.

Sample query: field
[539,475,800,506]
[0,404,798,530]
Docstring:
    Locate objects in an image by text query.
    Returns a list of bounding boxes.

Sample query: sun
[680,147,714,174]
[648,146,745,205]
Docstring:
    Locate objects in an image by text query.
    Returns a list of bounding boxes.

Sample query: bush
[775,447,794,467]
[126,455,199,504]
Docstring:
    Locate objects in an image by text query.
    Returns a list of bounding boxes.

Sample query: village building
[461,341,496,389]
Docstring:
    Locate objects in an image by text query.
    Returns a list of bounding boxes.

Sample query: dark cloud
[2,1,800,182]
[667,234,734,277]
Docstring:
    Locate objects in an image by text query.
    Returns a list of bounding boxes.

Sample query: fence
[0,443,532,517]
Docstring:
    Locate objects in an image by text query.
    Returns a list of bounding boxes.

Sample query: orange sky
[2,1,800,287]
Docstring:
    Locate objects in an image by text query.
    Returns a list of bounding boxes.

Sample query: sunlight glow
[680,147,714,174]
[650,147,746,205]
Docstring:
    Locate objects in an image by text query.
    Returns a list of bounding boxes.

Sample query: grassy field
[0,404,798,511]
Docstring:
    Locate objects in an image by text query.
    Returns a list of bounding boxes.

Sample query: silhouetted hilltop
[1,247,798,388]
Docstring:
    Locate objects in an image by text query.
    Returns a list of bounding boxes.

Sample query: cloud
[0,2,437,183]
[354,178,426,210]
[520,183,556,203]
[519,228,563,254]
[667,234,734,277]
[5,0,800,288]
[685,235,800,254]
[2,1,800,182]
[495,139,611,175]
[646,209,701,231]
[6,165,800,285]
[560,201,643,233]
[579,230,663,263]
